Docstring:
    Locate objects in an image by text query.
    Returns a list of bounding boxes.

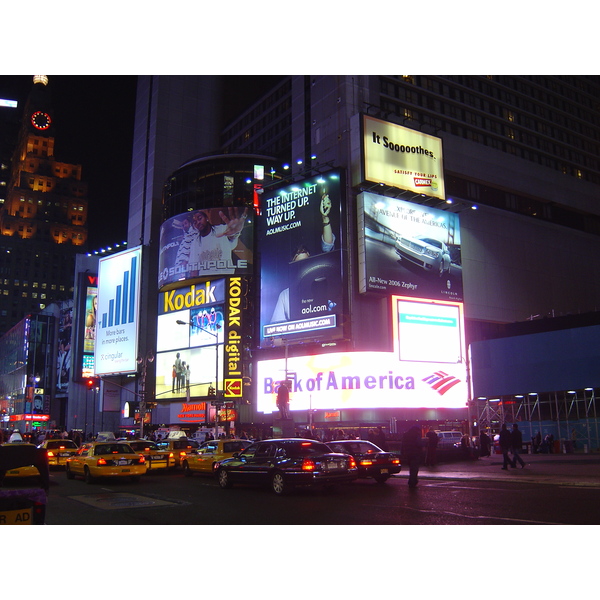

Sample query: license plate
[0,508,33,525]
[121,468,130,473]
[118,460,129,466]
[326,461,342,470]
[380,469,389,474]
[59,453,71,457]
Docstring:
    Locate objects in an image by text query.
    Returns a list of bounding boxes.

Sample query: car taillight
[349,457,357,469]
[139,455,146,463]
[47,451,55,457]
[360,459,373,466]
[169,452,174,458]
[97,458,107,465]
[179,451,186,458]
[391,458,400,465]
[302,458,316,471]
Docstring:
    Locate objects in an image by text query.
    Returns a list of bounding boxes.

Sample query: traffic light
[86,377,100,389]
[208,385,216,397]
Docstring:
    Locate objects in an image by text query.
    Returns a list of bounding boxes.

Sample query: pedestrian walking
[402,425,423,488]
[424,427,438,466]
[499,423,513,470]
[479,430,491,458]
[511,423,526,468]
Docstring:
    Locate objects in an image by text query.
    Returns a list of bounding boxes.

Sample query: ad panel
[158,206,253,288]
[259,170,345,344]
[156,280,225,400]
[256,295,467,413]
[82,274,97,378]
[357,192,462,301]
[256,351,467,413]
[363,115,445,200]
[94,246,142,376]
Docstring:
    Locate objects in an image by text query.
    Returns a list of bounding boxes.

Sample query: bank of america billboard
[94,246,142,376]
[259,170,345,344]
[357,192,463,301]
[256,295,467,412]
[158,207,253,289]
[362,115,445,200]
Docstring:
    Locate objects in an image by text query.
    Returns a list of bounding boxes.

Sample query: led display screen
[158,206,254,289]
[357,192,463,301]
[259,170,345,344]
[155,280,225,401]
[256,295,467,412]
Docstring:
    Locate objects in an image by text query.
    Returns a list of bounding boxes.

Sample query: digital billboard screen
[155,280,225,401]
[95,246,142,376]
[256,295,467,413]
[259,170,345,344]
[158,206,254,289]
[357,192,463,301]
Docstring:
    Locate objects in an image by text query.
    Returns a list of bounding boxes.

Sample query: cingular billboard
[259,170,345,344]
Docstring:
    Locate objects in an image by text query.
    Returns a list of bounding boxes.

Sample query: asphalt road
[13,466,600,526]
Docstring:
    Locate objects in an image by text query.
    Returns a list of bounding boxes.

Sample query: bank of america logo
[423,371,461,395]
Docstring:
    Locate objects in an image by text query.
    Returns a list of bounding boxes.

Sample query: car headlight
[423,248,440,258]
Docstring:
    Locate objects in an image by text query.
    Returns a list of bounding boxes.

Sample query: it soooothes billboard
[158,206,253,288]
[256,296,467,413]
[362,115,445,200]
[357,192,462,301]
[259,170,345,344]
[95,246,142,376]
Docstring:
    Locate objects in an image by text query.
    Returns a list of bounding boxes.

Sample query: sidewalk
[397,451,600,487]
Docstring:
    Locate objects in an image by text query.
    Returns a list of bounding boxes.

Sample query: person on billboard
[174,214,200,269]
[189,207,249,276]
[270,194,336,323]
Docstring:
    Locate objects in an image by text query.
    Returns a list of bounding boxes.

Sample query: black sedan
[326,440,401,483]
[216,438,358,495]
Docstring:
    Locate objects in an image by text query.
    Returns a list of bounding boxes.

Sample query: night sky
[0,75,282,250]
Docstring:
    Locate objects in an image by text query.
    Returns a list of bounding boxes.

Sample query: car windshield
[223,441,249,453]
[419,237,442,248]
[328,441,380,454]
[46,440,78,449]
[95,444,134,455]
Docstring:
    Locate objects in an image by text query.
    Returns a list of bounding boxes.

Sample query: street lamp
[176,319,221,438]
[136,351,154,439]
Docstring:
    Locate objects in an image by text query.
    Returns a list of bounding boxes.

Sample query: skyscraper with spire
[0,76,88,336]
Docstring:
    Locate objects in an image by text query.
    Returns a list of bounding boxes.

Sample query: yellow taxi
[125,439,174,471]
[182,438,252,477]
[65,441,147,483]
[1,442,41,480]
[155,438,199,468]
[38,439,80,468]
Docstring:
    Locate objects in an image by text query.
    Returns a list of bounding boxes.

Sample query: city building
[130,75,600,445]
[0,76,87,337]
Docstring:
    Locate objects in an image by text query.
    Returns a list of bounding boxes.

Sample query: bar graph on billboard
[95,246,142,375]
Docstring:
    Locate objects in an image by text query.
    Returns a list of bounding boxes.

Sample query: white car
[395,235,451,276]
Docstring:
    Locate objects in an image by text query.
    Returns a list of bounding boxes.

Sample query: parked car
[65,441,147,483]
[326,439,401,483]
[395,235,451,276]
[435,431,463,449]
[38,439,80,468]
[216,438,358,495]
[182,438,252,477]
[125,440,175,471]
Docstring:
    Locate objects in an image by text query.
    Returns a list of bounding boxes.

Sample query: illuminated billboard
[155,280,225,401]
[81,274,97,378]
[256,296,467,412]
[94,246,142,376]
[158,206,254,289]
[259,170,345,344]
[357,192,462,301]
[362,115,445,200]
